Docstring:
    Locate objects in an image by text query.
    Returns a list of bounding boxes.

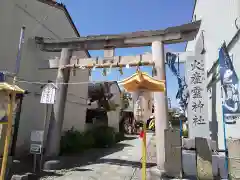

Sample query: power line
[66,99,87,106]
[2,72,118,85]
[67,92,87,101]
[16,79,119,85]
[14,3,61,39]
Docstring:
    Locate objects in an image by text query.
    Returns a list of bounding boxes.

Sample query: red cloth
[139,130,144,138]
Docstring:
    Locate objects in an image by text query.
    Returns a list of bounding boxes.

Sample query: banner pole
[141,122,147,180]
[218,44,230,174]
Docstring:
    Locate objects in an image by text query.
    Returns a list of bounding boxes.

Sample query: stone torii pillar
[152,41,169,171]
[48,48,72,156]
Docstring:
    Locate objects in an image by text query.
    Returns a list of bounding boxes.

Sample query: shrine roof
[119,71,165,92]
[0,83,25,94]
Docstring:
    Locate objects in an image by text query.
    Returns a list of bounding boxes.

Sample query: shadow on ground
[8,141,134,179]
[96,158,156,168]
[122,136,138,141]
[57,143,133,169]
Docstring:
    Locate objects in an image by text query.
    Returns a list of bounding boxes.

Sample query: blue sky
[62,0,195,107]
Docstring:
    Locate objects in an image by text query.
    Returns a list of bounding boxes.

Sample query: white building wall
[187,0,238,70]
[186,0,240,149]
[62,68,89,132]
[0,0,89,155]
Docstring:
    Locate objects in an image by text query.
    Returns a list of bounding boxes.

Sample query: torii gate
[35,20,201,173]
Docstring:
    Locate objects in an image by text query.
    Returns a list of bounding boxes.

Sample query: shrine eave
[119,71,165,92]
[0,83,25,94]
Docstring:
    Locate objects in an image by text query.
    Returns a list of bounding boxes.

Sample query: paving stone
[11,174,28,180]
[43,160,62,170]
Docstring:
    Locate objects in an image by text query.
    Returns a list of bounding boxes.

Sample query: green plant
[115,131,125,143]
[60,126,120,154]
[82,130,95,149]
[90,126,116,148]
[60,127,84,154]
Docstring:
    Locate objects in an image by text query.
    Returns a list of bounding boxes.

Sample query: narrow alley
[39,133,156,180]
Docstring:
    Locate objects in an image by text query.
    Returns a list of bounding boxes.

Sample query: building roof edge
[37,0,91,57]
[184,0,198,51]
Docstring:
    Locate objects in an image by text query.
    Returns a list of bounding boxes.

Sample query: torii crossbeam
[35,20,201,52]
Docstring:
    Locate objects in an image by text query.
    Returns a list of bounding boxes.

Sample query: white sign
[40,83,56,104]
[30,130,44,143]
[186,55,210,138]
[30,144,42,154]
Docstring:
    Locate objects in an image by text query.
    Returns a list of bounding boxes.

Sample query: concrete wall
[186,0,240,149]
[182,150,228,178]
[0,0,89,155]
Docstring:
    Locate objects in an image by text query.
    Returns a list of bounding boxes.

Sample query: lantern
[0,83,25,123]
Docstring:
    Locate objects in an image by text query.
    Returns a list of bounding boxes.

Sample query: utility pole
[47,48,72,156]
[152,41,169,172]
